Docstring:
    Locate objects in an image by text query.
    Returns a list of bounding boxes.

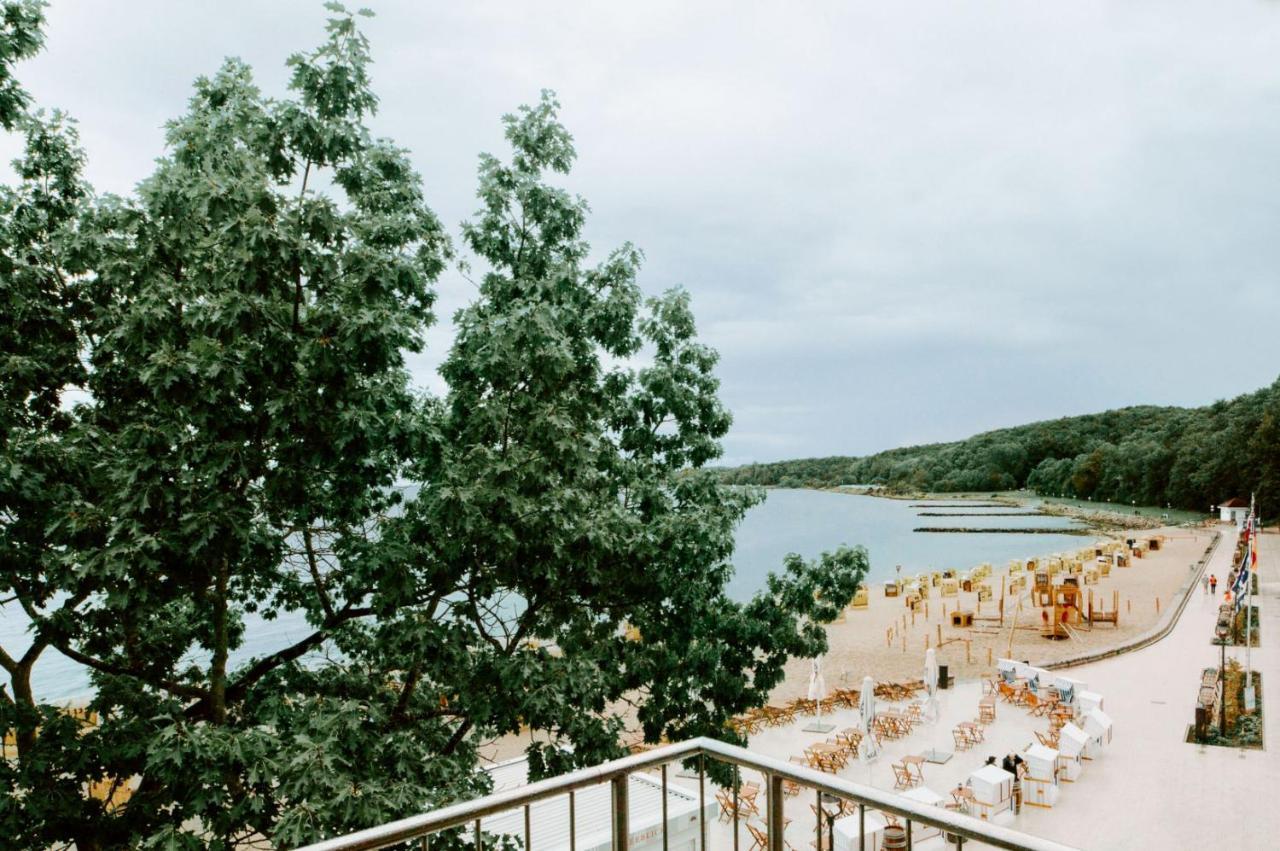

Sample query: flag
[1231,514,1254,611]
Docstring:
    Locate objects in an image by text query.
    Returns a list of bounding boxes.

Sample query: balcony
[297,737,1079,851]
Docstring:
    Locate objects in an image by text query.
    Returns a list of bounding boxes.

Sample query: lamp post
[1216,621,1230,738]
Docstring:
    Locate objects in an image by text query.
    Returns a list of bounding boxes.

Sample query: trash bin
[939,664,950,689]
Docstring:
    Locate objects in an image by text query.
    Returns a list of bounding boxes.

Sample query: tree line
[0,3,867,848]
[718,377,1280,516]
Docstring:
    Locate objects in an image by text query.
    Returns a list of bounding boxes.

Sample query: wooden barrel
[882,824,908,850]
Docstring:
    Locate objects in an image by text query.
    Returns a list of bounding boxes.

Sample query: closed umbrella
[924,648,939,721]
[922,648,951,763]
[803,657,834,733]
[858,675,880,764]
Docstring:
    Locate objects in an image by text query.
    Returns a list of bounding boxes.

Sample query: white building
[1219,497,1250,527]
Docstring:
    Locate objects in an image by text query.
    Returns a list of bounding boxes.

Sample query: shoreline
[765,524,1210,705]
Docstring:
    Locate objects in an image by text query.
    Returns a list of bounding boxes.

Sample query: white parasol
[922,648,952,763]
[803,657,834,733]
[858,675,880,764]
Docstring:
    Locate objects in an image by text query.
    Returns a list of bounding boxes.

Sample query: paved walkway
[1014,523,1278,849]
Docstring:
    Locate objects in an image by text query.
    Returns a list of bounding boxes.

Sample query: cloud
[5,0,1279,464]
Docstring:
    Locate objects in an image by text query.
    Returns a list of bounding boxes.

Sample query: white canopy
[1058,723,1089,758]
[1084,708,1113,743]
[1078,690,1104,712]
[1023,743,1059,780]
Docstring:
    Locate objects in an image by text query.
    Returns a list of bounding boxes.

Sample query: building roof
[1220,497,1249,508]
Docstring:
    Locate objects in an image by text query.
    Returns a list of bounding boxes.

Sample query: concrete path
[1014,523,1278,850]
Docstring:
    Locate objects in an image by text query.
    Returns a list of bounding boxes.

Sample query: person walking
[1210,574,1218,595]
[1202,575,1210,595]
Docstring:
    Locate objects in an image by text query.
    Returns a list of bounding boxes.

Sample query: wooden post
[911,608,917,626]
[926,634,930,650]
[902,614,907,633]
[1127,598,1131,614]
[902,632,906,653]
[966,640,972,664]
[925,601,929,619]
[1156,597,1161,614]
[937,623,942,646]
[987,646,993,666]
[998,595,1004,626]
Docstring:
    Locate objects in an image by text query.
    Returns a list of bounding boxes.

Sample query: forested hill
[717,377,1280,514]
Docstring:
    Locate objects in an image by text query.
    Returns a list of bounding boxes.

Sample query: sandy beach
[482,522,1214,765]
[767,525,1213,702]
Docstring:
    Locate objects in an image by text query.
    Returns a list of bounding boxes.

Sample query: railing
[296,737,1079,851]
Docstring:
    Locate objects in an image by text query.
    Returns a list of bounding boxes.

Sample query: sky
[5,1,1280,466]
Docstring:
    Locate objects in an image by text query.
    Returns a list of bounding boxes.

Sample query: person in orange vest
[1209,574,1217,595]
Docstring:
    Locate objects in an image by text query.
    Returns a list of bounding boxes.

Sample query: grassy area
[1035,494,1206,524]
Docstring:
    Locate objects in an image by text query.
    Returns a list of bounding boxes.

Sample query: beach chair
[1025,692,1049,717]
[716,789,737,822]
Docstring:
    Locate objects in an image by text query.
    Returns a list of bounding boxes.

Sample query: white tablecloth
[832,810,888,851]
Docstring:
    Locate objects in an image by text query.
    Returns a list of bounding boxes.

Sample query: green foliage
[0,9,866,849]
[718,380,1280,515]
[0,1,45,129]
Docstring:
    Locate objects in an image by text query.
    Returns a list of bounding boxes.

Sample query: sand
[480,525,1214,765]
[767,526,1214,702]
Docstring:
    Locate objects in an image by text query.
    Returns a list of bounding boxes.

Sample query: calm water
[724,489,1091,600]
[2,489,1092,701]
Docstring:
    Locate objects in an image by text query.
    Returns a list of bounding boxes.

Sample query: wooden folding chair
[892,762,915,789]
[952,727,972,751]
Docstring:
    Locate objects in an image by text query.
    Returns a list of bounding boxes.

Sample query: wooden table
[881,710,912,736]
[808,742,846,772]
[902,754,927,784]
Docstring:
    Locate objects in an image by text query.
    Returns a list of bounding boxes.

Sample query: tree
[378,90,866,786]
[1,9,865,849]
[4,5,459,847]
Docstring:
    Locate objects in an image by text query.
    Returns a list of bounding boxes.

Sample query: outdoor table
[809,742,846,772]
[882,710,912,736]
[959,721,984,743]
[902,754,927,784]
[950,787,976,815]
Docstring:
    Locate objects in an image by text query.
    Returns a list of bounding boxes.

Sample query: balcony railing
[296,736,1079,851]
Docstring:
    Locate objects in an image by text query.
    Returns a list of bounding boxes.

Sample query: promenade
[734,523,1276,850]
[1016,523,1277,849]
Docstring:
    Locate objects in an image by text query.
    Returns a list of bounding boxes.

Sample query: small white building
[968,764,1015,820]
[1022,743,1060,808]
[1056,724,1089,781]
[1219,498,1250,528]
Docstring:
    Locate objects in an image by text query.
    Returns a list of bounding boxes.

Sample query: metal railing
[296,737,1079,851]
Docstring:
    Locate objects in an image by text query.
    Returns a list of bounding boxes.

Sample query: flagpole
[1245,494,1254,688]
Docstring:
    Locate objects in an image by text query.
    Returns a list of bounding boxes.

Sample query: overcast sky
[6,1,1280,465]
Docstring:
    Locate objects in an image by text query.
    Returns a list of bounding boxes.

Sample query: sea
[1,489,1092,702]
